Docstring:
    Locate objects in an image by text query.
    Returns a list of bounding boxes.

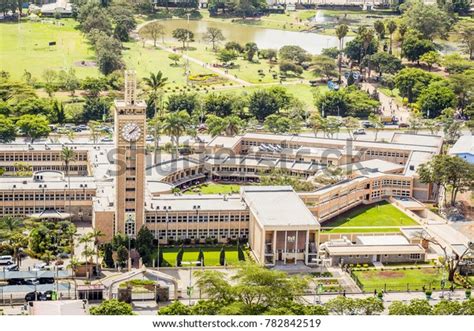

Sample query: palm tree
[163,110,191,159]
[386,20,397,55]
[223,115,243,136]
[360,28,375,79]
[78,233,93,278]
[90,229,104,270]
[368,114,384,141]
[88,120,103,144]
[398,23,408,60]
[61,146,76,221]
[143,71,168,118]
[68,257,80,278]
[335,24,349,84]
[148,116,163,164]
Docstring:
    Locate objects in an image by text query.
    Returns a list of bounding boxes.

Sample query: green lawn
[158,246,242,267]
[184,183,241,195]
[353,267,454,292]
[321,201,419,233]
[0,19,98,80]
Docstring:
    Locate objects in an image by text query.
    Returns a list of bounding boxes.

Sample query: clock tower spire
[114,70,147,238]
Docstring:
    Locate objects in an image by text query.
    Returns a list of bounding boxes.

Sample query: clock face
[122,122,141,142]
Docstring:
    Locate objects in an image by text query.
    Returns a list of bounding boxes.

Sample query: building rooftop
[341,159,404,174]
[357,235,409,246]
[449,135,474,156]
[0,171,97,190]
[324,244,425,255]
[146,194,248,212]
[241,186,320,228]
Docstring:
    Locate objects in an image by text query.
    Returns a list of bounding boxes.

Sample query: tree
[432,300,462,315]
[442,53,474,74]
[394,68,438,103]
[310,55,337,81]
[103,243,114,268]
[356,297,384,315]
[116,245,128,268]
[176,246,184,267]
[219,246,225,266]
[198,248,205,266]
[401,0,452,40]
[417,154,474,207]
[248,87,293,121]
[58,68,80,97]
[94,33,123,75]
[168,53,182,66]
[344,34,378,64]
[225,41,244,53]
[315,87,379,118]
[61,146,75,221]
[238,245,245,261]
[335,24,349,83]
[457,21,474,60]
[143,71,168,118]
[388,299,432,315]
[326,296,358,315]
[402,32,436,64]
[278,45,311,65]
[158,301,192,315]
[163,110,191,158]
[449,69,474,112]
[386,20,397,54]
[368,114,384,141]
[16,114,51,143]
[0,116,16,143]
[264,114,293,134]
[167,93,200,115]
[83,97,110,122]
[279,61,303,76]
[343,116,360,140]
[203,27,225,51]
[244,42,258,62]
[417,81,456,118]
[366,52,403,77]
[398,23,408,59]
[135,226,154,266]
[90,299,133,315]
[419,51,441,71]
[373,20,385,41]
[217,49,239,64]
[172,28,194,49]
[158,248,164,267]
[139,21,165,47]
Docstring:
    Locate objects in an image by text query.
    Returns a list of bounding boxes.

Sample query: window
[409,253,421,259]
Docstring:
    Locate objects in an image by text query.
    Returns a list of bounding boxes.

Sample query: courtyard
[157,246,243,267]
[321,201,419,233]
[183,183,241,195]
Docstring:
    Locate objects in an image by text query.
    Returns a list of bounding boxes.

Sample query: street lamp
[181,260,200,306]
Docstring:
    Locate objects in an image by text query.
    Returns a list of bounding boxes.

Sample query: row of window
[1,192,95,201]
[0,207,91,216]
[145,214,250,223]
[151,228,249,240]
[366,150,409,158]
[1,165,88,173]
[0,153,88,162]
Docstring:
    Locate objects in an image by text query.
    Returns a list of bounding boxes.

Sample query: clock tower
[114,70,147,237]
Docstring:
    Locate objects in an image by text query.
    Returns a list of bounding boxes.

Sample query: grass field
[184,183,241,195]
[353,267,453,292]
[0,19,98,80]
[158,246,242,267]
[321,201,418,233]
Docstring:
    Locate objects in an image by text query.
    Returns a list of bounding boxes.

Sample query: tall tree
[139,21,165,47]
[386,20,397,55]
[203,27,225,51]
[335,24,349,83]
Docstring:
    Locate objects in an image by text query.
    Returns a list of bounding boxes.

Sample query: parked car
[0,255,13,265]
[24,279,40,286]
[7,278,25,285]
[4,264,19,271]
[100,137,113,143]
[39,277,55,285]
[25,291,45,302]
[57,252,70,259]
[361,121,375,128]
[353,129,366,135]
[399,123,409,128]
[32,262,47,271]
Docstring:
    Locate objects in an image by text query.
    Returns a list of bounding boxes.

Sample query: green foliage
[416,81,456,118]
[344,35,378,63]
[315,86,379,118]
[278,45,311,65]
[442,53,474,74]
[90,299,133,315]
[135,226,155,266]
[176,246,184,267]
[158,301,192,315]
[401,0,452,40]
[367,52,403,77]
[83,97,111,122]
[217,49,239,64]
[103,243,114,268]
[16,114,51,143]
[260,168,315,192]
[248,86,293,121]
[394,68,439,103]
[116,245,128,268]
[167,93,200,115]
[172,28,194,49]
[238,245,245,261]
[279,61,303,76]
[219,246,225,266]
[310,55,337,81]
[198,248,205,266]
[388,299,432,315]
[0,116,16,143]
[402,31,436,63]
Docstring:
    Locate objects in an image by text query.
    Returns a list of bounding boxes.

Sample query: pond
[159,19,340,54]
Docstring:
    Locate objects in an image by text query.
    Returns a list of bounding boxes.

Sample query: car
[43,290,54,301]
[57,252,70,259]
[0,255,13,265]
[24,279,40,286]
[25,291,45,302]
[32,262,47,271]
[399,123,409,128]
[4,264,19,272]
[100,137,113,143]
[361,121,375,128]
[7,278,25,285]
[146,135,154,142]
[353,129,366,135]
[39,277,55,285]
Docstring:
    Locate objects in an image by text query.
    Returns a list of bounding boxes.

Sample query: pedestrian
[374,289,377,297]
[343,290,346,297]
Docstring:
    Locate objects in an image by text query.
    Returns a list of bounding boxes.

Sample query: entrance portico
[242,186,320,266]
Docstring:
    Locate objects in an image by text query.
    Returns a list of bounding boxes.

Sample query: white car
[0,255,13,265]
[32,262,47,271]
